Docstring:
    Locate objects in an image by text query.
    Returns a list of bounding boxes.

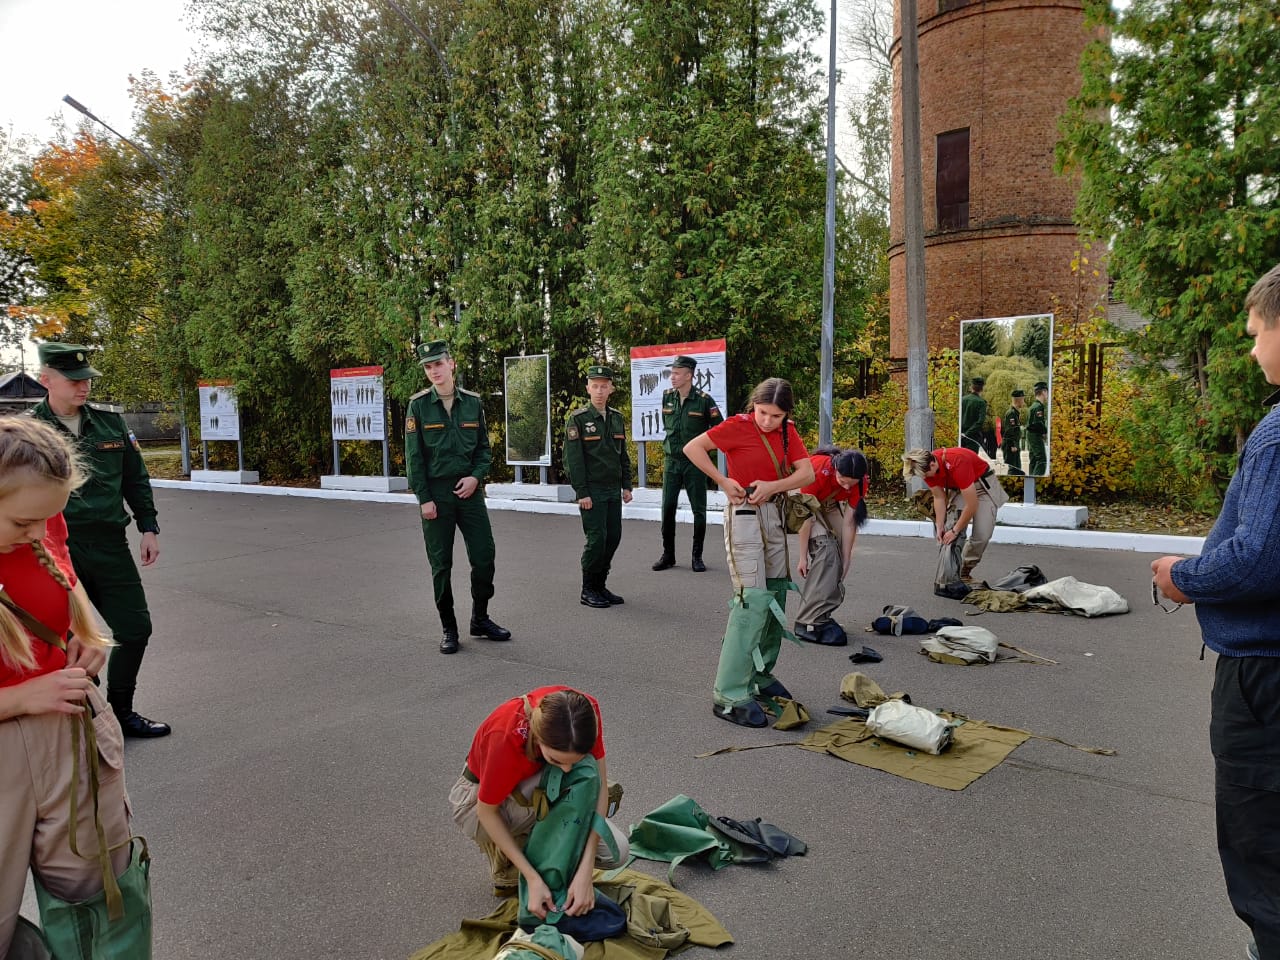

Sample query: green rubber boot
[713,587,774,709]
[754,577,797,696]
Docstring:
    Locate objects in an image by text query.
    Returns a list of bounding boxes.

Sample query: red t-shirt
[466,685,606,806]
[705,413,809,487]
[924,447,987,492]
[802,453,868,507]
[0,513,76,687]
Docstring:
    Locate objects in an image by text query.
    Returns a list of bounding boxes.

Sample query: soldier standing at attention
[564,366,633,609]
[1026,381,1049,475]
[1001,389,1026,476]
[406,340,511,655]
[652,356,722,573]
[30,342,170,737]
[959,377,987,453]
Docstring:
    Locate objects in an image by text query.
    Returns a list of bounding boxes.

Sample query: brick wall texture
[889,0,1102,353]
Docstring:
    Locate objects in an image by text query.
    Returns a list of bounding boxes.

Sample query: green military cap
[671,355,697,371]
[1011,389,1026,398]
[971,376,985,387]
[1034,381,1048,392]
[586,365,614,381]
[37,342,102,380]
[416,339,450,363]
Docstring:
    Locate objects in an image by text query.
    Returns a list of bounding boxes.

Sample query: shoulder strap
[756,426,789,479]
[0,587,66,651]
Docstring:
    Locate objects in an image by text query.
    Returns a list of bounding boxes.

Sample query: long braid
[0,418,102,669]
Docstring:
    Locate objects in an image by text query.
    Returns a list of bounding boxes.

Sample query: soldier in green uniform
[652,356,722,573]
[959,377,987,453]
[564,366,633,608]
[405,340,511,655]
[1001,389,1026,476]
[30,342,170,737]
[1026,380,1049,475]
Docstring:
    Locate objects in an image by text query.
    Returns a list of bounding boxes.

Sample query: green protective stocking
[713,587,774,707]
[753,577,798,690]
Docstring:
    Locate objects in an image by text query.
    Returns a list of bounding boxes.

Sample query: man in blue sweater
[1153,262,1280,960]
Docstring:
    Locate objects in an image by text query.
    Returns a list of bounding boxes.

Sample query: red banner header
[330,366,385,378]
[630,339,726,360]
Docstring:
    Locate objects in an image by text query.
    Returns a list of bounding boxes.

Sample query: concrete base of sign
[485,482,577,503]
[191,469,259,484]
[321,475,408,493]
[997,502,1088,529]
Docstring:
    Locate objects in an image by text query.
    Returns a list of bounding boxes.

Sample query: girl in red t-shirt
[0,418,131,956]
[683,378,815,727]
[793,447,870,646]
[901,446,1008,579]
[447,686,628,920]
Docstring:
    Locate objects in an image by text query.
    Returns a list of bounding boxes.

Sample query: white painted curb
[150,479,1204,555]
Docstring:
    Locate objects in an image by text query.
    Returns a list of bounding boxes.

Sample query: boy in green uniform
[564,366,633,608]
[1026,381,1048,475]
[959,377,987,453]
[30,342,170,737]
[405,340,511,654]
[1001,389,1026,476]
[652,356,722,573]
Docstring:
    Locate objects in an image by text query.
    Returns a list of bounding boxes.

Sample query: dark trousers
[421,479,496,630]
[579,486,622,588]
[68,526,152,715]
[1028,440,1047,476]
[660,458,707,556]
[1211,655,1280,959]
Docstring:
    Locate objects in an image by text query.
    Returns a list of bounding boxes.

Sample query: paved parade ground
[41,488,1236,959]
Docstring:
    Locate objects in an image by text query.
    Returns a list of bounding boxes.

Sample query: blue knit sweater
[1172,402,1280,657]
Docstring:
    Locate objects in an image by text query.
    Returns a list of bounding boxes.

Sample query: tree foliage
[1059,0,1280,491]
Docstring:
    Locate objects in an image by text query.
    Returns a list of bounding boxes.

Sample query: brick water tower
[888,0,1100,355]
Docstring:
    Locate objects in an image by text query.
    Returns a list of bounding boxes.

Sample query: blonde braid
[0,418,92,669]
[31,541,110,650]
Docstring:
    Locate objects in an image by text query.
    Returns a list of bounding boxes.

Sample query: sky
[0,0,204,149]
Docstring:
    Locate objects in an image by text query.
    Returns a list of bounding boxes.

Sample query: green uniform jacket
[960,392,987,444]
[404,386,492,503]
[1001,406,1022,455]
[30,400,158,533]
[564,405,631,499]
[1026,399,1047,439]
[661,388,723,459]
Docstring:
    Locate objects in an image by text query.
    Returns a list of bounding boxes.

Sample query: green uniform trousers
[68,525,153,715]
[1028,438,1047,476]
[579,485,622,588]
[660,458,708,556]
[421,479,496,630]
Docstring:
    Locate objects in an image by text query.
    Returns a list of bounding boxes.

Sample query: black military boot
[598,583,625,605]
[470,613,512,641]
[580,578,610,608]
[691,531,707,572]
[440,616,460,655]
[652,551,676,571]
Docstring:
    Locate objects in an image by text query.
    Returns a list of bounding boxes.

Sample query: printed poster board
[198,381,241,441]
[628,339,728,442]
[330,366,387,441]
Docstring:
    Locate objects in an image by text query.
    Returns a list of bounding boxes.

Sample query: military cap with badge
[671,355,697,371]
[417,340,451,364]
[586,365,615,382]
[37,342,103,380]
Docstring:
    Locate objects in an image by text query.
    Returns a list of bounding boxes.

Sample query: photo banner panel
[198,381,241,441]
[504,354,552,466]
[629,339,728,442]
[330,366,387,441]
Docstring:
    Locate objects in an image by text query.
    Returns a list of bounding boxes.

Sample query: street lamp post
[819,0,838,447]
[61,95,192,475]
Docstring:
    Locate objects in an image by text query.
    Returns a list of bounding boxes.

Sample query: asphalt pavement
[37,489,1234,960]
